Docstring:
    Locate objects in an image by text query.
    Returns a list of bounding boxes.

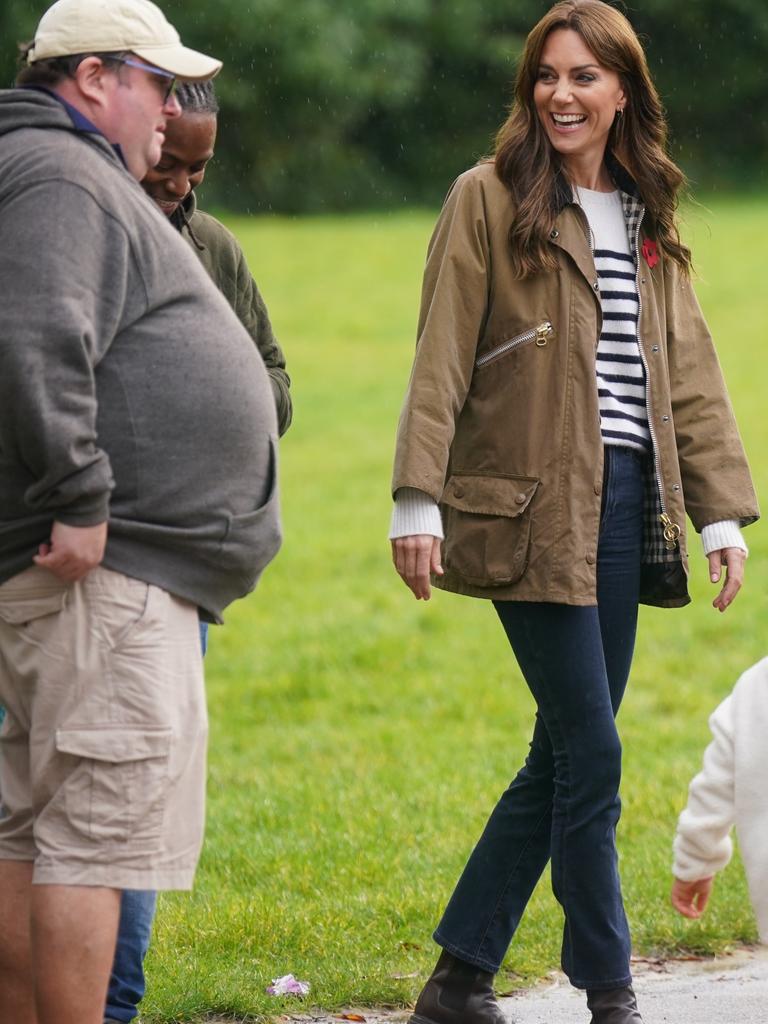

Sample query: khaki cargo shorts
[0,565,207,890]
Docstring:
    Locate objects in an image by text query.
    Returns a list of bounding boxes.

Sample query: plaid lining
[642,459,679,563]
[620,190,680,566]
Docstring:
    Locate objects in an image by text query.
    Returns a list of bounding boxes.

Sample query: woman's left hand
[707,547,746,613]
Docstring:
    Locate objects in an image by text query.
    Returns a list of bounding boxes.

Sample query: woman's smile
[550,111,588,131]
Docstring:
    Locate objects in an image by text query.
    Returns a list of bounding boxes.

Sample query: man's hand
[391,534,443,600]
[707,546,746,612]
[33,521,107,582]
[670,876,714,919]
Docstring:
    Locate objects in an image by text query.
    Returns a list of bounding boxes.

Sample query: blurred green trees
[3,0,767,211]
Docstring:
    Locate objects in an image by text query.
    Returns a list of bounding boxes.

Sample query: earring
[616,107,624,117]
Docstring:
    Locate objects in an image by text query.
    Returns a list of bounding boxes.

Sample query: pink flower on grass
[266,973,311,997]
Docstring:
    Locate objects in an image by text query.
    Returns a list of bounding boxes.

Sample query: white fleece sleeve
[389,487,444,540]
[672,696,736,881]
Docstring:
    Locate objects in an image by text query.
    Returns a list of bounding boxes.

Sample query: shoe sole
[409,1015,510,1024]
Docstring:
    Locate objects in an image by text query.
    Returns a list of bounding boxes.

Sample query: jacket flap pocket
[55,727,172,763]
[441,475,539,516]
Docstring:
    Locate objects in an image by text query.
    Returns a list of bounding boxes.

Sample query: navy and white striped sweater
[576,186,651,452]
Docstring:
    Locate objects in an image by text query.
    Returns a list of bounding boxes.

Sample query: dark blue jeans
[104,619,210,1022]
[434,446,645,990]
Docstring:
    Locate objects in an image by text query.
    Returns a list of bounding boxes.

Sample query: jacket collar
[551,152,646,269]
[553,151,640,213]
[170,190,206,250]
[548,156,647,295]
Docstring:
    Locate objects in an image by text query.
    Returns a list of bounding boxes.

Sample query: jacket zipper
[633,207,680,550]
[475,321,553,368]
[575,198,680,552]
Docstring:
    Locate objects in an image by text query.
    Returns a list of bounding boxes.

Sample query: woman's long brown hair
[495,0,691,278]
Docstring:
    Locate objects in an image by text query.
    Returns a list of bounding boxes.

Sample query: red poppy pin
[641,238,659,269]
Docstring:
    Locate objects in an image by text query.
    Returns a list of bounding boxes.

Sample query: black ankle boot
[409,949,507,1024]
[586,985,643,1023]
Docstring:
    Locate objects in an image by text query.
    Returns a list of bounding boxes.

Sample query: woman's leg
[433,704,556,973]
[436,600,633,986]
[433,448,644,988]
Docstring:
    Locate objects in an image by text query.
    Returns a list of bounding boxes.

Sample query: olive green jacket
[392,161,758,608]
[174,193,292,436]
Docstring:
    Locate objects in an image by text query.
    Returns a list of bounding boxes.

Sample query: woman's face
[533,28,625,178]
[142,111,217,217]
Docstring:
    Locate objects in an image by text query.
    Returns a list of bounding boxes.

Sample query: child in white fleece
[671,656,768,942]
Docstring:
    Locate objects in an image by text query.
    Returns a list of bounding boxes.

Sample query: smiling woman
[388,2,758,1024]
[533,30,625,183]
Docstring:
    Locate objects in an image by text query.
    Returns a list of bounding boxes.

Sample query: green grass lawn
[142,196,768,1021]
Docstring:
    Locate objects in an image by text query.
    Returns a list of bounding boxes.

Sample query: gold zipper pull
[535,322,552,347]
[660,512,681,550]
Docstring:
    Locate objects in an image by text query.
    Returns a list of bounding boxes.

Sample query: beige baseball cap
[27,0,222,80]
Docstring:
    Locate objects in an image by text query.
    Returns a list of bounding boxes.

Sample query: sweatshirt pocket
[475,321,553,369]
[219,435,282,590]
[440,474,539,586]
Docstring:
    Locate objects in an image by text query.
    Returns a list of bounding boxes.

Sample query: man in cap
[0,2,281,1022]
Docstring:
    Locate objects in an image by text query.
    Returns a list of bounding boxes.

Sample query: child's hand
[671,876,714,918]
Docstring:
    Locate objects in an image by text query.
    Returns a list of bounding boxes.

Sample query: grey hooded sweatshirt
[0,90,281,622]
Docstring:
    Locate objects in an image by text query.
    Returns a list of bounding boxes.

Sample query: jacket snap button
[641,278,647,285]
[586,550,596,565]
[593,281,599,290]
[652,345,659,353]
[453,486,465,499]
[673,484,680,492]
[662,415,670,423]
[515,493,527,505]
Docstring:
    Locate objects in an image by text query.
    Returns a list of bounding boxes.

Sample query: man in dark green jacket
[142,81,292,435]
[100,81,292,1024]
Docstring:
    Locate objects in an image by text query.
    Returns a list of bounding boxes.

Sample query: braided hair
[175,80,219,115]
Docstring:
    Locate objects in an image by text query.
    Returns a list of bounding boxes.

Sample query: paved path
[277,946,768,1024]
[500,947,768,1023]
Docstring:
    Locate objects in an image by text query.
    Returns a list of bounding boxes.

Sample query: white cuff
[389,487,444,540]
[701,520,748,558]
[672,831,733,882]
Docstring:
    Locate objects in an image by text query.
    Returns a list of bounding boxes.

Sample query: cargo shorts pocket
[440,474,539,586]
[55,727,173,852]
[0,569,69,627]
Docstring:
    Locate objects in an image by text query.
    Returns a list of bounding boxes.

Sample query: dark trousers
[434,446,645,990]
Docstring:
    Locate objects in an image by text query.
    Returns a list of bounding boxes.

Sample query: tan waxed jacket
[392,161,759,608]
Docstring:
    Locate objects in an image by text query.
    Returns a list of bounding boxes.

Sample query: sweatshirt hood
[0,88,119,164]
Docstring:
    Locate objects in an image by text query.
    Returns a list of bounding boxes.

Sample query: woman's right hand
[391,534,444,600]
